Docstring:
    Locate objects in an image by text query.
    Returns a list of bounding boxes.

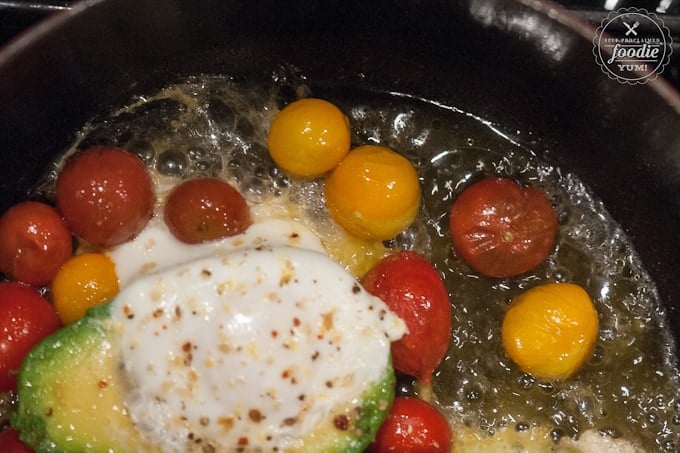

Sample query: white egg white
[107,216,326,287]
[107,244,405,452]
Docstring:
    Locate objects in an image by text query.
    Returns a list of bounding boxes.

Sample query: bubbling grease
[31,70,680,452]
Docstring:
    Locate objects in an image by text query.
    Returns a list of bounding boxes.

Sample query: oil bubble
[156,149,188,177]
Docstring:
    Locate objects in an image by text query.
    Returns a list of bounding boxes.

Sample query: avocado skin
[340,363,396,453]
[11,302,395,452]
[11,303,114,453]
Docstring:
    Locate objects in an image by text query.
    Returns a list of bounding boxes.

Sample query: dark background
[2,0,679,88]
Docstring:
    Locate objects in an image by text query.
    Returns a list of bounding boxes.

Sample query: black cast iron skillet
[0,0,679,348]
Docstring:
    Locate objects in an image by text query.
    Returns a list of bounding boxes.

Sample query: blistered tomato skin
[56,147,154,248]
[362,251,451,383]
[449,177,557,278]
[0,201,73,286]
[502,282,599,381]
[367,396,453,453]
[0,282,60,392]
[164,177,252,244]
[268,98,351,178]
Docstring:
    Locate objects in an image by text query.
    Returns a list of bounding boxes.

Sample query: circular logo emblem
[593,8,673,85]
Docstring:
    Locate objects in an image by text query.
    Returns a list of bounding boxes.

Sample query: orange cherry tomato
[51,253,120,325]
[0,201,72,286]
[0,282,60,392]
[56,147,154,247]
[449,177,557,278]
[324,145,421,241]
[164,178,251,244]
[367,396,453,453]
[362,251,451,383]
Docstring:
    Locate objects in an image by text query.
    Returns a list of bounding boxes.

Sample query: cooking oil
[27,70,680,452]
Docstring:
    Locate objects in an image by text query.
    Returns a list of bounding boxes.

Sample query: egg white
[107,215,326,288]
[108,245,405,452]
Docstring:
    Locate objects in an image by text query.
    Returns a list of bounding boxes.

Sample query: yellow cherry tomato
[51,253,120,324]
[267,98,351,178]
[324,145,421,241]
[501,282,599,381]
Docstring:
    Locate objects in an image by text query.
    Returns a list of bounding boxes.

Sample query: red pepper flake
[282,417,297,426]
[279,274,292,287]
[153,308,164,319]
[271,330,279,338]
[248,409,264,423]
[293,317,301,327]
[218,417,235,432]
[237,437,249,446]
[333,414,350,431]
[322,312,333,331]
[98,379,108,389]
[123,304,134,319]
[182,342,194,366]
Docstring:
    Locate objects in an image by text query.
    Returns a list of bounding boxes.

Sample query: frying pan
[1,0,679,393]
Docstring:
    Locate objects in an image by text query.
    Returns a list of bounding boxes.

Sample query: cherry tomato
[0,201,72,286]
[325,145,421,241]
[268,98,351,177]
[0,282,60,392]
[362,251,451,383]
[164,178,252,244]
[0,427,36,453]
[449,177,557,278]
[51,253,120,325]
[56,147,154,247]
[367,396,453,453]
[502,282,598,381]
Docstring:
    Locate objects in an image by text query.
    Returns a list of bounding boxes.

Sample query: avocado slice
[11,302,395,452]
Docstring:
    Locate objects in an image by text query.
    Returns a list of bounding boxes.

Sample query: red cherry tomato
[56,147,154,247]
[449,177,557,278]
[0,201,72,286]
[362,251,452,383]
[367,396,453,453]
[0,427,36,453]
[164,178,252,244]
[0,282,60,392]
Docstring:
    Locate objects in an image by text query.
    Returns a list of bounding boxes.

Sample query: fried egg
[107,215,325,287]
[107,245,405,451]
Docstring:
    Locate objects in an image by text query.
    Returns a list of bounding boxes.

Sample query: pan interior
[26,71,680,452]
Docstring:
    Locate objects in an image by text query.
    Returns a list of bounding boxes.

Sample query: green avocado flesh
[11,303,395,453]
